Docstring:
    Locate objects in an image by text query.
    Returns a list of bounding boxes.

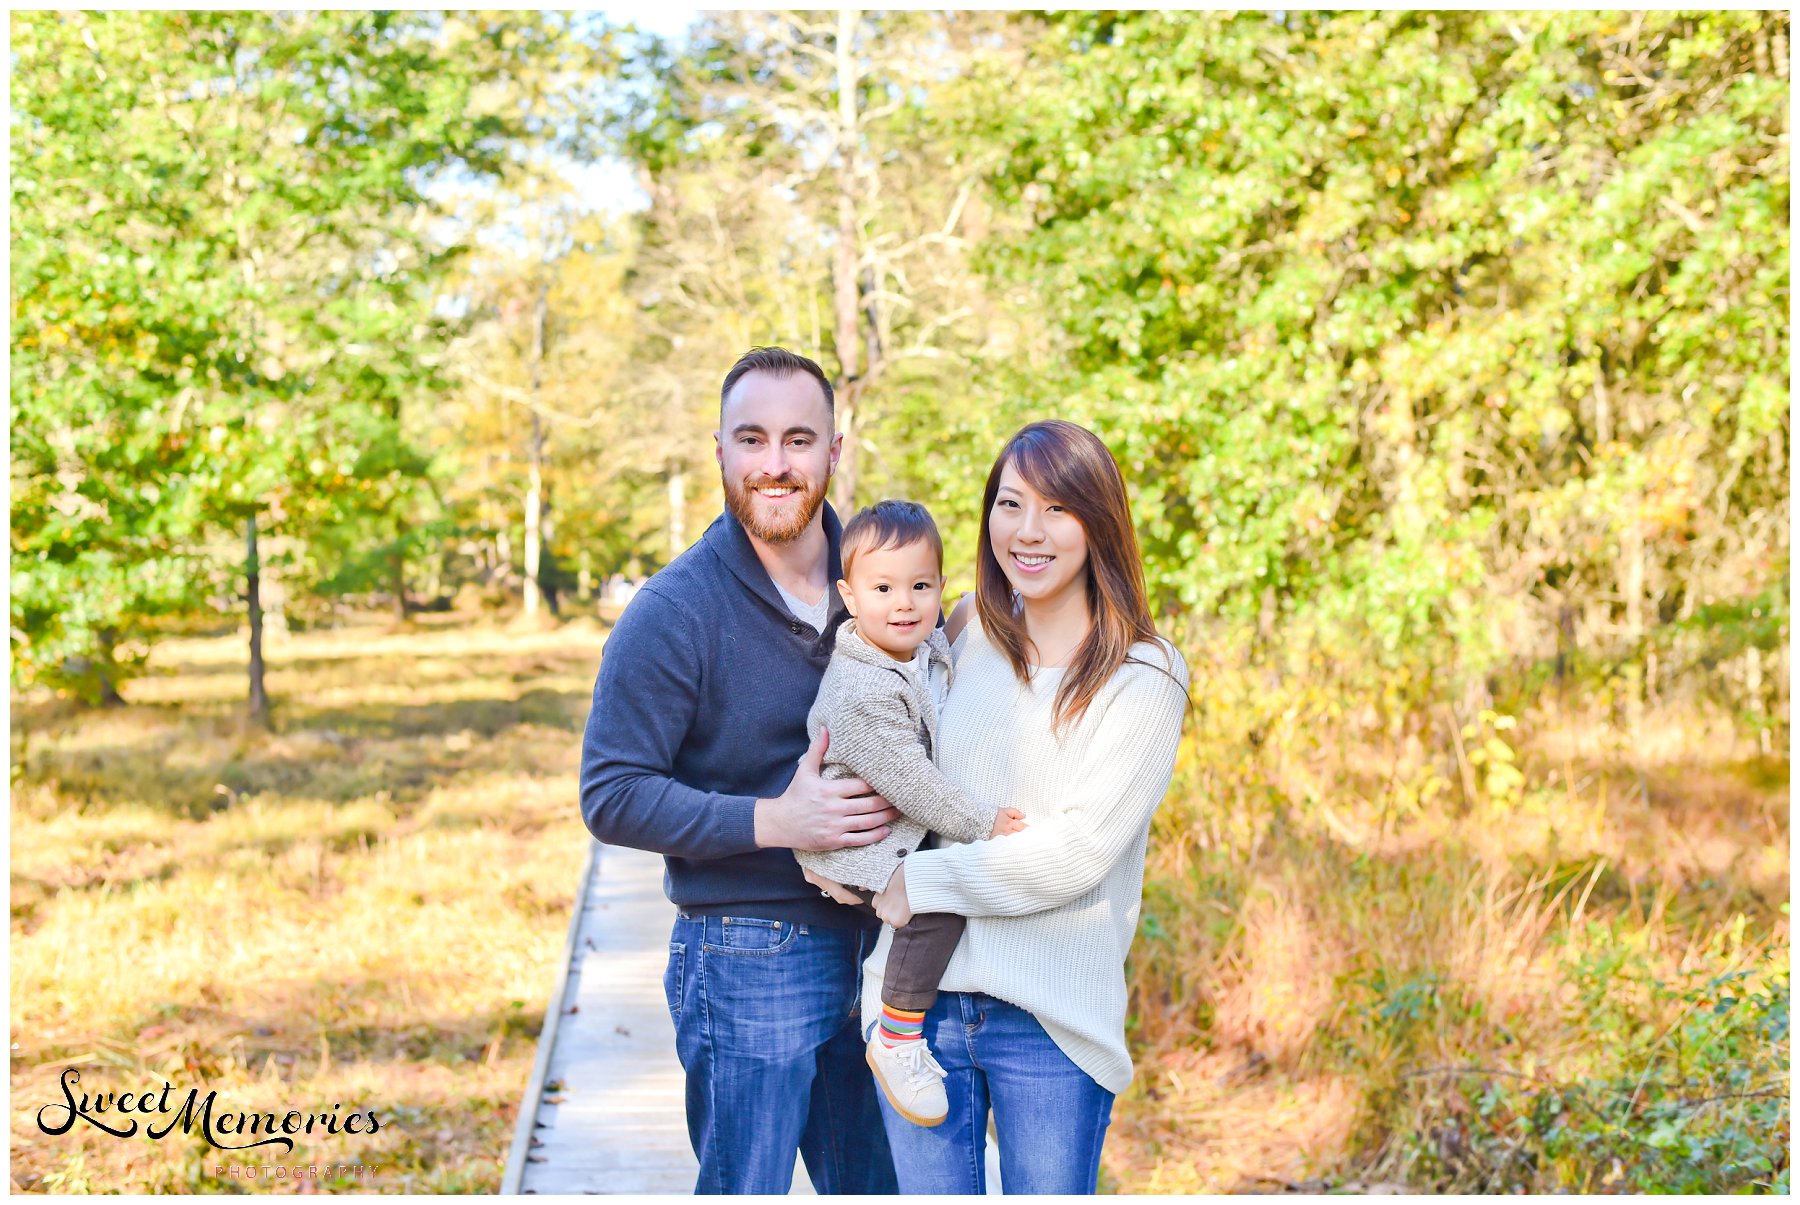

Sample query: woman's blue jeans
[665,912,898,1194]
[871,991,1115,1194]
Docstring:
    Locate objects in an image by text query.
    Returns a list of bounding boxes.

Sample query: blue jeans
[664,912,898,1194]
[872,991,1115,1194]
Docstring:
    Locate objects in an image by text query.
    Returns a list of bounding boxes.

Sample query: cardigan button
[895,849,906,858]
[789,622,802,635]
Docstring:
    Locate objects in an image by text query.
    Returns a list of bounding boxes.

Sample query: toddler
[797,499,1024,1127]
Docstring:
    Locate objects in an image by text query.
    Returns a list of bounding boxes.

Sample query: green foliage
[933,11,1788,712]
[10,11,604,692]
[1430,952,1790,1192]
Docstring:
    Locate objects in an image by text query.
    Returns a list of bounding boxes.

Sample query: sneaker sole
[865,1043,948,1128]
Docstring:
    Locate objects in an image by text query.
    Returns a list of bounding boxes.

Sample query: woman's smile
[990,463,1090,604]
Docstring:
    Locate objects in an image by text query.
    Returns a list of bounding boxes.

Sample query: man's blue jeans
[871,991,1115,1194]
[664,912,898,1194]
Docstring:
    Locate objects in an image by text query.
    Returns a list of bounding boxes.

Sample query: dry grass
[11,613,1788,1193]
[1104,652,1789,1194]
[11,613,605,1193]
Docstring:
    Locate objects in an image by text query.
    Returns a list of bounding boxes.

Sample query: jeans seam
[1084,1094,1114,1193]
[816,931,849,1193]
[694,939,722,1192]
[965,1058,984,1192]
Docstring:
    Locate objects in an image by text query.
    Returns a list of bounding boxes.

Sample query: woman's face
[989,460,1090,607]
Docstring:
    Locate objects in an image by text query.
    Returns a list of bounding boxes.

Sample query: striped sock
[877,1004,926,1048]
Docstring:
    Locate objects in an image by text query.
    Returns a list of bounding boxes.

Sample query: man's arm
[579,587,761,859]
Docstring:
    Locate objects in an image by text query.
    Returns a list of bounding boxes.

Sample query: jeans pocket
[701,916,802,956]
[664,942,686,1024]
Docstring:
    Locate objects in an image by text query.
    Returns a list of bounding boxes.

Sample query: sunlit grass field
[11,614,603,1193]
[10,611,1789,1192]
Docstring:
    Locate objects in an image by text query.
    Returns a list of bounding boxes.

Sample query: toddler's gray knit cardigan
[797,619,1000,892]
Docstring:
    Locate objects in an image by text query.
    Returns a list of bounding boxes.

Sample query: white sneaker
[865,1035,949,1127]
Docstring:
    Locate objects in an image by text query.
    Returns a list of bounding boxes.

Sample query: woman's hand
[872,865,914,928]
[801,864,863,906]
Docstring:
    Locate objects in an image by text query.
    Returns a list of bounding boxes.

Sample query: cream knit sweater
[859,614,1190,1095]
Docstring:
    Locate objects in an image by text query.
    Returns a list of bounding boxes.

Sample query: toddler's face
[836,541,945,662]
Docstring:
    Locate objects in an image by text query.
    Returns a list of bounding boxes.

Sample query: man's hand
[801,864,864,906]
[988,807,1027,838]
[754,727,902,851]
[871,864,914,929]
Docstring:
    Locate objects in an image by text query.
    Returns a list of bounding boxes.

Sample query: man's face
[715,371,839,545]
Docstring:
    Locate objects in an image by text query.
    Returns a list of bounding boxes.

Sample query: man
[580,346,902,1194]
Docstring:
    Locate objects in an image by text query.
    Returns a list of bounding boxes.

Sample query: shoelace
[897,1040,947,1090]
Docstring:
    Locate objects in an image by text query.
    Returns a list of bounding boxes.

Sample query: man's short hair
[720,347,835,420]
[841,500,943,581]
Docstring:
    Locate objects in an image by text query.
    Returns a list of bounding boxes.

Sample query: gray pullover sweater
[797,619,1000,891]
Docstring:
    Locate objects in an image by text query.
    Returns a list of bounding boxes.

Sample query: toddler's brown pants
[848,889,965,1014]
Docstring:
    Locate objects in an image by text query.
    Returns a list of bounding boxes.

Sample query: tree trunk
[1594,371,1613,448]
[246,515,270,728]
[94,627,125,708]
[1620,509,1645,736]
[390,523,410,621]
[389,388,411,621]
[524,411,544,619]
[1745,646,1769,756]
[830,7,864,514]
[668,463,687,559]
[523,284,548,619]
[539,491,561,618]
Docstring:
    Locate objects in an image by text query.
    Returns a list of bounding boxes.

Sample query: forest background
[10,10,1789,1194]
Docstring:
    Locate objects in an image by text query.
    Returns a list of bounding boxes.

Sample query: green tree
[11,10,609,716]
[937,11,1788,722]
[614,11,1014,518]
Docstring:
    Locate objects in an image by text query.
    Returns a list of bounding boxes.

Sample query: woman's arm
[897,652,1189,918]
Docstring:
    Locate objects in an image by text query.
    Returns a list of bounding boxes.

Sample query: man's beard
[723,471,830,544]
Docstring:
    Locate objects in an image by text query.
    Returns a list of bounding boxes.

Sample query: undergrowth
[1109,633,1789,1193]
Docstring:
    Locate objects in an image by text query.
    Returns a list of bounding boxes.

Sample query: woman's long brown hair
[974,420,1167,733]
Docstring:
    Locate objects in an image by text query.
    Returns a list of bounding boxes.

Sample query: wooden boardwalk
[503,840,999,1195]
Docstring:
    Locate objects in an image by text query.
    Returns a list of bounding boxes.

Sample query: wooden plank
[517,842,702,1196]
[499,837,597,1196]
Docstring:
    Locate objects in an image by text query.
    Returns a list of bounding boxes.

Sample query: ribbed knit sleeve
[900,650,1189,918]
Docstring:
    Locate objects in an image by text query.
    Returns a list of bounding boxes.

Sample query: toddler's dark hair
[841,500,943,579]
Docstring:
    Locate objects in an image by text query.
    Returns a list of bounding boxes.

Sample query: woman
[864,419,1189,1193]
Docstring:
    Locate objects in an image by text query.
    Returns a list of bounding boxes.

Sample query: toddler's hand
[988,807,1027,838]
[802,864,863,905]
